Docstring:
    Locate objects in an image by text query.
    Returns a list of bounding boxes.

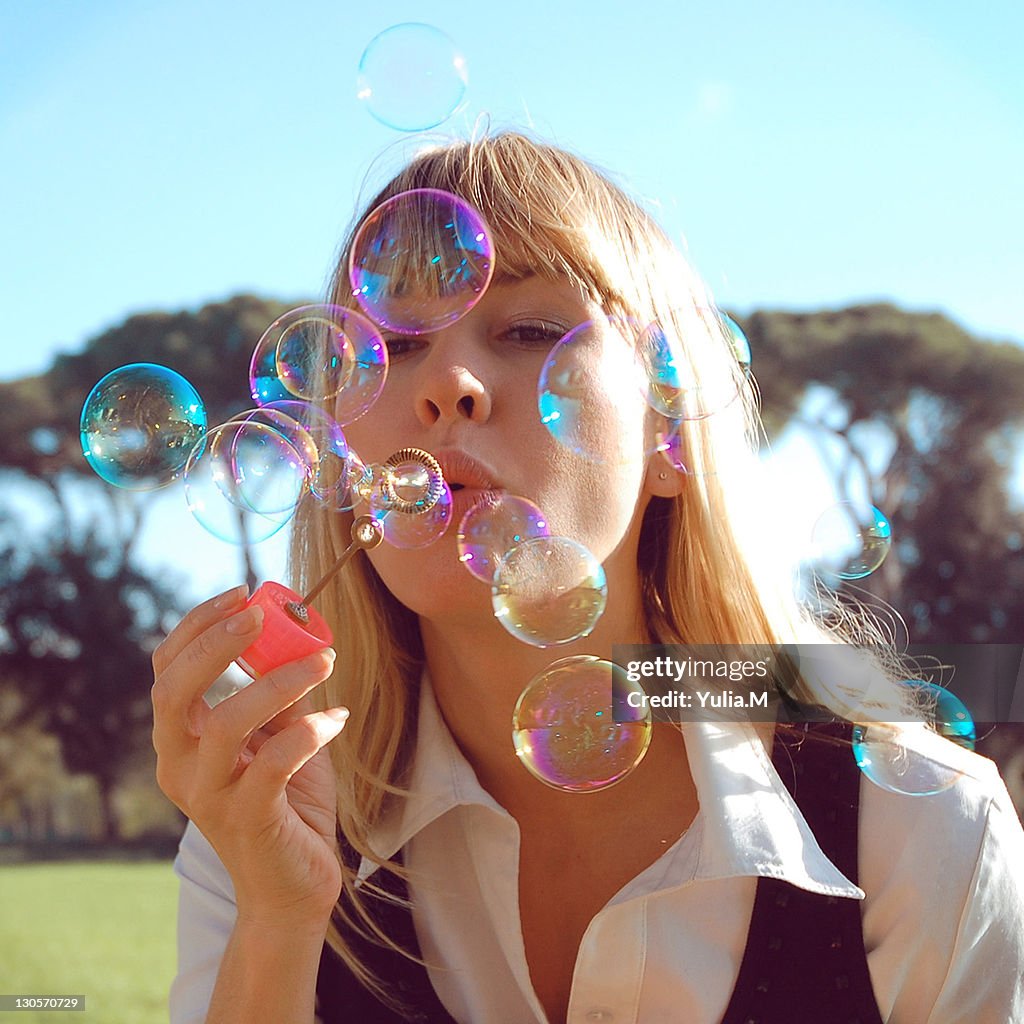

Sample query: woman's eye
[503,321,568,348]
[382,335,424,359]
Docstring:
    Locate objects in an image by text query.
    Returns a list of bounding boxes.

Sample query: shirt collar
[363,678,864,900]
[359,677,503,881]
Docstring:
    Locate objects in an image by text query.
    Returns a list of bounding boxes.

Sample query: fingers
[152,585,249,676]
[239,708,350,807]
[151,600,265,757]
[195,649,338,789]
[244,691,322,760]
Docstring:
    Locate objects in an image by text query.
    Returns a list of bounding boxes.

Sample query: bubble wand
[236,447,444,677]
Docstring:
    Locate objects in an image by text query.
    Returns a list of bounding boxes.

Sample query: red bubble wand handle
[235,448,443,678]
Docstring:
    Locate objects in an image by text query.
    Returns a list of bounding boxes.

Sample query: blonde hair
[288,130,922,1001]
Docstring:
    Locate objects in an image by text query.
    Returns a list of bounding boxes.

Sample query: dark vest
[317,722,884,1024]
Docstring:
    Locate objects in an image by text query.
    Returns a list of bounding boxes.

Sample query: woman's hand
[152,585,348,930]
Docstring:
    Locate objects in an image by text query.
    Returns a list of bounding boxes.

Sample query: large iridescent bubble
[349,189,494,335]
[183,419,315,544]
[356,23,468,132]
[249,305,358,406]
[231,402,345,504]
[492,537,607,647]
[512,657,652,792]
[537,317,649,465]
[80,363,206,490]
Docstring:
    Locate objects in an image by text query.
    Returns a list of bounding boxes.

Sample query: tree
[744,303,1024,644]
[0,294,297,480]
[0,293,299,586]
[0,532,181,841]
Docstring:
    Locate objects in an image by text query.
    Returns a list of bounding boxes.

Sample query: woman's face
[339,273,660,623]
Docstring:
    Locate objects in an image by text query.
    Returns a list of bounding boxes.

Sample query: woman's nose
[414,358,492,426]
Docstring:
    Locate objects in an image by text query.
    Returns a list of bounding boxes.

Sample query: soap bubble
[852,725,962,796]
[906,680,976,750]
[512,657,652,792]
[457,494,550,583]
[852,679,975,796]
[248,330,295,407]
[356,23,468,132]
[334,448,373,512]
[638,307,745,422]
[80,363,206,490]
[183,420,313,543]
[246,401,349,503]
[926,684,977,750]
[492,537,607,647]
[371,478,453,548]
[723,313,752,375]
[349,189,494,334]
[249,305,357,406]
[537,317,649,465]
[812,501,892,580]
[218,409,319,514]
[329,309,389,425]
[367,449,452,548]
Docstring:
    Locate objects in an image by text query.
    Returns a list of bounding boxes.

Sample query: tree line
[0,295,1021,843]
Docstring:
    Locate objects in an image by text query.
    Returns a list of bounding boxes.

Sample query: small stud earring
[658,471,668,480]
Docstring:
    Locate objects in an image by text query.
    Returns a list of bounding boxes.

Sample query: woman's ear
[645,451,686,497]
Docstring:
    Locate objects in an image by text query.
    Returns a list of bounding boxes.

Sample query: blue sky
[2,0,1022,386]
[2,0,1022,598]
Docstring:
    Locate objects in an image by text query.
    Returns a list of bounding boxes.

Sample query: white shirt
[171,681,1024,1024]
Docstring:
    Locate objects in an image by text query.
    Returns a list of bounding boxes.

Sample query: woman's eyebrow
[490,270,536,288]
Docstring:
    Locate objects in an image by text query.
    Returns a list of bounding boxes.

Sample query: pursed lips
[433,448,502,494]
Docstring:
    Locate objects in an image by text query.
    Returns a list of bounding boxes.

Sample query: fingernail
[214,584,248,610]
[325,707,349,724]
[300,648,336,671]
[225,605,263,635]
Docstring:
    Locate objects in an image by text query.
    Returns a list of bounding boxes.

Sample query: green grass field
[0,861,178,1024]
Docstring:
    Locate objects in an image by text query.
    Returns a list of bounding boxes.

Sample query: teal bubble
[80,363,206,491]
[852,681,975,796]
[907,680,976,751]
[723,314,751,374]
[812,501,892,580]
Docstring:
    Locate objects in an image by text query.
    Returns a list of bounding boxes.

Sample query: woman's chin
[367,536,498,624]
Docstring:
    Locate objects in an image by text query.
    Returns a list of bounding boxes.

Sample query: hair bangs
[342,133,645,318]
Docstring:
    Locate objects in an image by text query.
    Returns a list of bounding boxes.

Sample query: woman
[154,133,1024,1023]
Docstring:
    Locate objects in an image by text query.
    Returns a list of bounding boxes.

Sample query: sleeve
[168,820,237,1024]
[925,785,1024,1023]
